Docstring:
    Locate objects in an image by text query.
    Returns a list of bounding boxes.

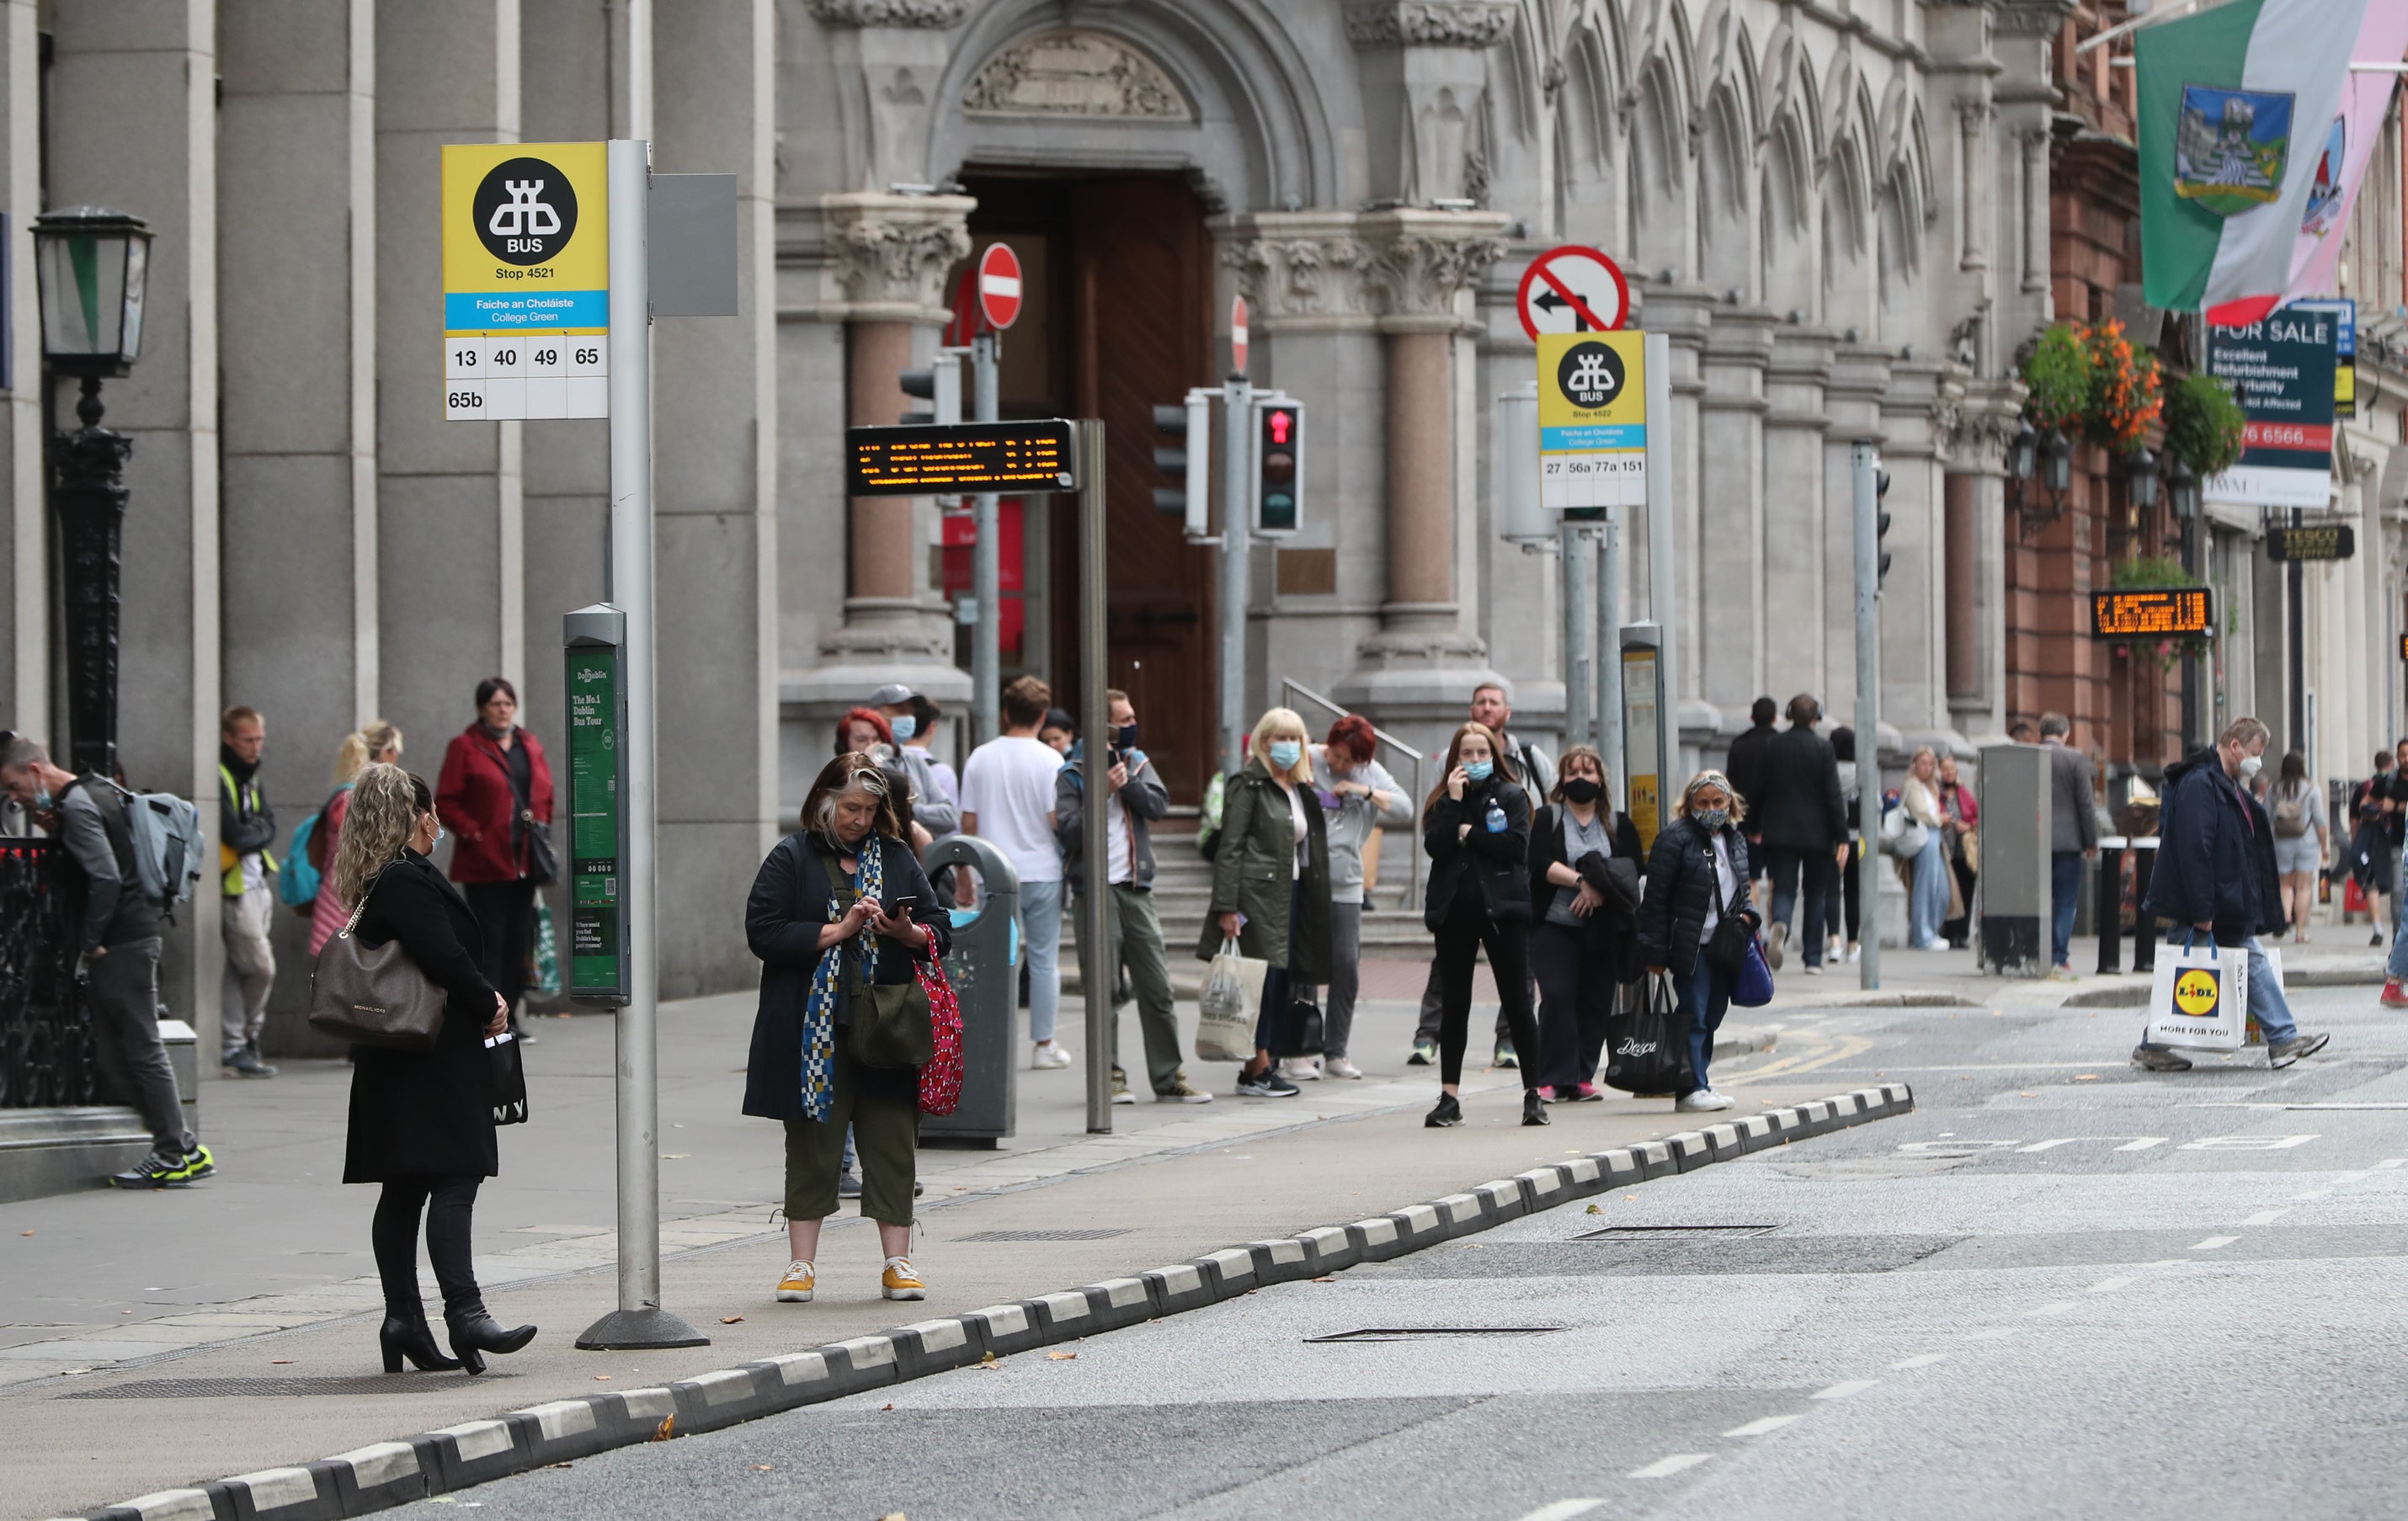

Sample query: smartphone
[884,894,919,918]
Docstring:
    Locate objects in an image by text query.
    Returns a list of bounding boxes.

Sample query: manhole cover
[1574,1224,1781,1240]
[954,1228,1132,1242]
[62,1375,489,1399]
[1305,1327,1565,1344]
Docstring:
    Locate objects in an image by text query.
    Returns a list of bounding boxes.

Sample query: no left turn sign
[1515,244,1629,340]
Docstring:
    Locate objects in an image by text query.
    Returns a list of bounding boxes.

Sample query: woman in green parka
[1196,707,1332,1098]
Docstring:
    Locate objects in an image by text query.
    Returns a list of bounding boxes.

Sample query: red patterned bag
[916,956,964,1116]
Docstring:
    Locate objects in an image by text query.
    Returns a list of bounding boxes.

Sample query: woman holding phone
[744,753,949,1306]
[1420,721,1547,1129]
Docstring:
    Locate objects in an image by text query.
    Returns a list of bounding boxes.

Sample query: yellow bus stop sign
[441,141,610,421]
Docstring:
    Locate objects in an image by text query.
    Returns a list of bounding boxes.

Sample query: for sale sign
[2203,304,2339,510]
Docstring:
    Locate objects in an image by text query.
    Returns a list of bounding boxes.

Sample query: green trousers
[783,1042,919,1227]
[1074,882,1184,1093]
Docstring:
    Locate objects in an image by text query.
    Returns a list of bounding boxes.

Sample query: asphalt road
[461,983,2408,1520]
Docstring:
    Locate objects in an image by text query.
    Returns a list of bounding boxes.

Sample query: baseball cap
[867,683,916,708]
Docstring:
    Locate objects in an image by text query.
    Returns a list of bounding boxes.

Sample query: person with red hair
[834,707,893,758]
[1297,715,1409,1080]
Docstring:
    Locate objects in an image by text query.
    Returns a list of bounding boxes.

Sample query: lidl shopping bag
[2144,937,2247,1051]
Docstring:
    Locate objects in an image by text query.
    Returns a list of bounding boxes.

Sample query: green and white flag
[2139,0,2368,325]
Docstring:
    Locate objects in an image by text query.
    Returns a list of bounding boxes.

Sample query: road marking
[2027,1301,2077,1316]
[1963,1327,2016,1340]
[2190,1235,2239,1251]
[1890,1353,1947,1369]
[2179,1135,2319,1151]
[2240,1209,2287,1226]
[1515,1502,1606,1521]
[1813,1379,1878,1400]
[2016,1136,2167,1152]
[1724,1414,1803,1437]
[1629,1454,1713,1479]
[2088,1276,2136,1293]
[2381,1158,2407,1169]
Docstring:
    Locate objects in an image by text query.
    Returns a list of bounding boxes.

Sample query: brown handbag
[307,870,446,1051]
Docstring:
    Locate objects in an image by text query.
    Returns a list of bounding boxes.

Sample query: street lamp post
[32,209,152,778]
[2166,455,2202,752]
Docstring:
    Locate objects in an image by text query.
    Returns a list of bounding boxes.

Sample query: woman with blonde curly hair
[334,764,532,1375]
[308,721,402,956]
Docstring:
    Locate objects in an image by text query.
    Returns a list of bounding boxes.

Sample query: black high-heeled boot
[380,1308,463,1372]
[445,1307,538,1375]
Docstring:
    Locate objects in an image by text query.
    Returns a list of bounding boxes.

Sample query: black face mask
[1561,778,1602,806]
[1114,723,1139,752]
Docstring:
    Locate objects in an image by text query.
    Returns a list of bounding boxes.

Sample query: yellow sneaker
[775,1260,815,1303]
[881,1257,926,1300]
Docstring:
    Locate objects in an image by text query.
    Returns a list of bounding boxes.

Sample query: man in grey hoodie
[1,737,211,1188]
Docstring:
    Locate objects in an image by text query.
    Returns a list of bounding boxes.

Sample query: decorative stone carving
[822,192,973,321]
[962,29,1190,120]
[1990,0,2081,36]
[1344,1,1517,48]
[1222,236,1374,324]
[1360,210,1510,327]
[807,0,969,27]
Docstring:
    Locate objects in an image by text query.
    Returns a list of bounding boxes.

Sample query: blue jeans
[1671,955,1731,1096]
[2050,850,2085,969]
[1020,879,1064,1044]
[2389,852,2408,979]
[1908,832,1950,949]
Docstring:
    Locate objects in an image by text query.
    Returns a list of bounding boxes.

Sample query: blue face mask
[32,787,51,812]
[1268,740,1303,771]
[887,715,917,742]
[1694,807,1729,832]
[1463,760,1494,784]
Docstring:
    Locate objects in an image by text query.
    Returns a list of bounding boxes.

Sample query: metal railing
[0,840,98,1109]
[1279,678,1425,910]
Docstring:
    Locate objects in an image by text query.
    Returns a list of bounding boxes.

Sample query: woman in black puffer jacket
[1421,721,1547,1130]
[1635,769,1758,1114]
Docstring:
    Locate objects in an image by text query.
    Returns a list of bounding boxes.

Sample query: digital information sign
[564,612,628,1004]
[847,421,1079,497]
[2091,587,2215,640]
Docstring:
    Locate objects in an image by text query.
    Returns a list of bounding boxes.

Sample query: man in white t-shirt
[962,674,1073,1069]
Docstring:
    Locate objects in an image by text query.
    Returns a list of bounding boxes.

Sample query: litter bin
[920,835,1018,1146]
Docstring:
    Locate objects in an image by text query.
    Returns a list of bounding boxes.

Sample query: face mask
[434,825,445,848]
[31,787,51,812]
[1268,740,1303,771]
[2237,753,2263,781]
[1561,778,1602,806]
[1463,760,1494,784]
[1114,723,1138,751]
[1695,806,1729,832]
[887,715,916,742]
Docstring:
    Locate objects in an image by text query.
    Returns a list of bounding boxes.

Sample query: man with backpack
[1,737,214,1187]
[217,706,280,1077]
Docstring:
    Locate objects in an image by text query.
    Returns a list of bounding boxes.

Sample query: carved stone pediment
[807,0,969,27]
[963,29,1191,120]
[822,192,974,321]
[1344,1,1517,48]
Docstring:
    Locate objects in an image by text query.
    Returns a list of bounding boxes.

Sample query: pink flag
[2285,0,2408,302]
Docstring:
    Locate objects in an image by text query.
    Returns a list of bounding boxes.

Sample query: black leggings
[463,880,535,1014]
[1432,905,1540,1089]
[372,1174,485,1319]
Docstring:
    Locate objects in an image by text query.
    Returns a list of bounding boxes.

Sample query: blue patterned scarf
[801,837,882,1122]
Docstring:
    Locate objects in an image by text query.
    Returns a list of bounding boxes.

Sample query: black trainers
[2269,1031,2331,1068]
[1425,1092,1462,1128]
[1492,1039,1519,1070]
[170,1143,216,1183]
[1236,1066,1300,1098]
[838,1169,863,1199]
[112,1150,194,1189]
[1521,1091,1551,1127]
[2131,1044,2193,1072]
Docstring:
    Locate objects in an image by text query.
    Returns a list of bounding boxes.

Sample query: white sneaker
[1278,1057,1321,1082]
[1031,1040,1074,1070]
[1675,1089,1736,1113]
[1827,935,1846,964]
[1803,964,1823,976]
[1846,943,1862,963]
[1323,1057,1364,1080]
[775,1260,815,1303]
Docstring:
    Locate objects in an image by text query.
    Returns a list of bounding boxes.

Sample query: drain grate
[62,1375,489,1399]
[1574,1224,1781,1241]
[1305,1326,1565,1344]
[953,1227,1133,1243]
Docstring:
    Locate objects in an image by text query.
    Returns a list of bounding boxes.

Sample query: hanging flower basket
[2018,320,2164,453]
[2161,370,2248,479]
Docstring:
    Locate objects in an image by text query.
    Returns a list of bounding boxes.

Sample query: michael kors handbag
[307,871,446,1051]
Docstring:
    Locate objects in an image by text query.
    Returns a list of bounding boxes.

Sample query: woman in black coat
[336,765,533,1375]
[1526,745,1644,1104]
[745,753,949,1306]
[1635,769,1759,1115]
[1421,721,1547,1130]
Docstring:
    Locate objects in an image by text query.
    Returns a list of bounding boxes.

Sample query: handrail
[1279,677,1424,910]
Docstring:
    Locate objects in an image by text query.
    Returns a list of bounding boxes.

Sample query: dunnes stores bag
[2144,934,2246,1052]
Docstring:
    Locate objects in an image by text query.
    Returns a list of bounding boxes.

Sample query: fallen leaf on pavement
[749,1465,773,1471]
[660,1153,689,1160]
[1313,1276,1335,1284]
[653,1415,674,1442]
[271,1359,292,1365]
[882,1402,895,1410]
[2021,1092,2038,1098]
[1585,1204,1601,1215]
[2075,1073,2099,1081]
[19,1231,29,1236]
[594,1375,611,1381]
[1047,1352,1077,1360]
[720,1316,744,1324]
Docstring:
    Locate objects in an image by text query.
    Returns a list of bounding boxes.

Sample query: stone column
[1823,343,1893,731]
[1943,381,2023,739]
[1633,284,1716,758]
[784,191,972,721]
[0,0,39,731]
[649,0,780,997]
[1881,361,1958,747]
[48,0,224,1062]
[375,0,522,756]
[1697,306,1773,718]
[1763,327,1835,703]
[1333,209,1508,744]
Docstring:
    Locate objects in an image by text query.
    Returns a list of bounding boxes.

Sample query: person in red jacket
[436,678,554,1040]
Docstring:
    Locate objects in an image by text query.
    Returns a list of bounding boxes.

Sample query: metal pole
[578,140,704,1352]
[1642,332,1677,812]
[972,332,1000,747]
[1852,441,1883,993]
[1562,519,1590,760]
[2288,507,2305,754]
[50,376,131,779]
[1078,419,1112,1134]
[1218,375,1253,775]
[2179,517,2200,752]
[1598,511,1624,808]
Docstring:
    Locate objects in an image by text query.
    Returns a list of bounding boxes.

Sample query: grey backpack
[99,779,207,912]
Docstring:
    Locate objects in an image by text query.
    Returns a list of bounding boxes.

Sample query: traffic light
[898,348,963,426]
[1153,391,1212,537]
[1252,395,1303,535]
[1875,465,1893,588]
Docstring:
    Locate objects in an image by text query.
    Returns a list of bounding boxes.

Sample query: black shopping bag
[1276,997,1326,1059]
[1601,971,1692,1095]
[487,1031,530,1126]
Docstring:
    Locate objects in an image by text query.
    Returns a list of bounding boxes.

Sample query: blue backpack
[280,784,353,908]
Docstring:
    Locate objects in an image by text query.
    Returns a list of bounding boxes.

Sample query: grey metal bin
[920,835,1018,1146]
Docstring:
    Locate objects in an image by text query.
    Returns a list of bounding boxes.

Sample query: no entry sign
[978,242,1023,331]
[1515,244,1629,340]
[1232,295,1249,375]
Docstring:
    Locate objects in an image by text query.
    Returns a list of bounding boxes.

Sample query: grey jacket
[2047,740,2100,853]
[892,743,959,840]
[1309,745,1411,904]
[60,779,160,952]
[1054,745,1169,888]
[1500,731,1555,800]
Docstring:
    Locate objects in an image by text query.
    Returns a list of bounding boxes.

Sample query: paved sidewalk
[2,984,1803,1520]
[1761,932,2391,1012]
